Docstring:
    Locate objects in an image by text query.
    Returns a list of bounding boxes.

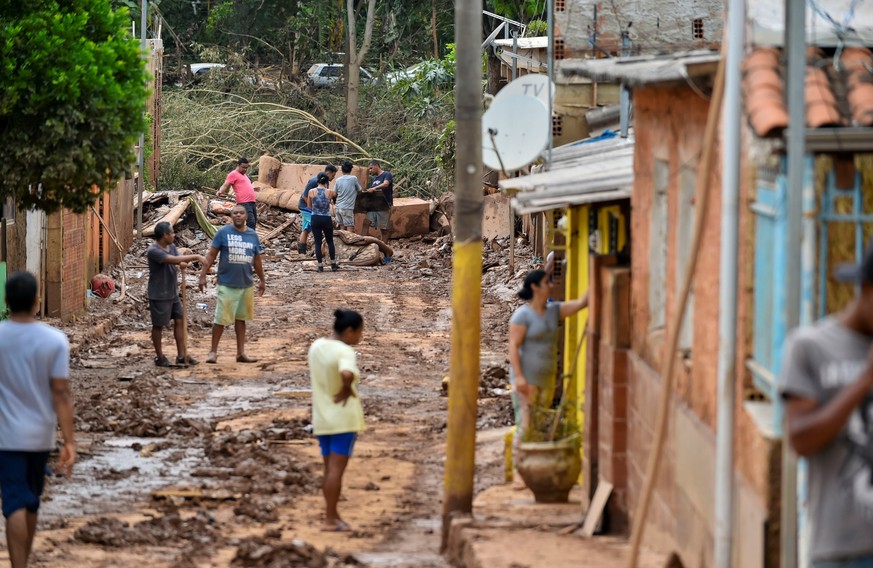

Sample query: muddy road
[2,226,528,567]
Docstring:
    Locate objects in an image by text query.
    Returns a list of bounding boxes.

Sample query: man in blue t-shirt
[198,205,266,364]
[362,160,394,245]
[297,164,337,254]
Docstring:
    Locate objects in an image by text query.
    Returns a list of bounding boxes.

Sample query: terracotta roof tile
[743,47,873,137]
[743,48,788,137]
[843,47,873,126]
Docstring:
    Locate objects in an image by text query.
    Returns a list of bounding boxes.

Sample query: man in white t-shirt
[0,271,75,568]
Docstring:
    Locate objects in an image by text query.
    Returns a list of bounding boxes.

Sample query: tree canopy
[0,0,149,213]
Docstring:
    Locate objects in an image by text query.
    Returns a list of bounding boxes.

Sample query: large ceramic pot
[516,437,581,503]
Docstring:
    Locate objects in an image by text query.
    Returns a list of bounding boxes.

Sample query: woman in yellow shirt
[308,309,365,532]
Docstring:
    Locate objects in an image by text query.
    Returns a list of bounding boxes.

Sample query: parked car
[184,62,275,89]
[381,63,423,86]
[189,62,226,78]
[306,63,375,88]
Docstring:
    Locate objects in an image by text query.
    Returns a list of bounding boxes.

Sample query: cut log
[354,197,431,239]
[256,186,304,212]
[483,192,511,240]
[142,200,190,237]
[430,211,452,236]
[258,155,282,187]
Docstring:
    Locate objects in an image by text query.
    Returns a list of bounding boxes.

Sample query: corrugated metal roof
[501,134,634,214]
[493,36,548,50]
[560,51,720,86]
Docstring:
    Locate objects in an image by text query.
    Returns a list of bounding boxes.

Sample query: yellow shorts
[214,285,254,326]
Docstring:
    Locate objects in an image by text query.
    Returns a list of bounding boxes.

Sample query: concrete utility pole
[136,0,147,239]
[441,0,483,551]
[714,0,744,564]
[782,0,806,562]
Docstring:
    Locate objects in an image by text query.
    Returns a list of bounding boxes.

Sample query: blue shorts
[0,451,50,518]
[301,208,312,232]
[317,432,357,457]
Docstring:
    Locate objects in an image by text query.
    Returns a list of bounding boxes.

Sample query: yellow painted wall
[562,205,590,475]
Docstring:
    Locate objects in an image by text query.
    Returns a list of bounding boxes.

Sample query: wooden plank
[580,479,613,537]
[261,218,294,243]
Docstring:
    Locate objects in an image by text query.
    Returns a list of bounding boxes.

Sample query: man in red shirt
[217,158,259,229]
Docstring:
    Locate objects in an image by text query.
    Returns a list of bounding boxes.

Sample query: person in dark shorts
[309,309,366,532]
[147,221,206,366]
[298,164,337,254]
[217,157,259,229]
[362,160,393,246]
[0,271,75,568]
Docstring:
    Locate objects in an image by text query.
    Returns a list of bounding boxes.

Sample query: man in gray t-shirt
[334,161,362,230]
[147,221,205,367]
[781,248,873,566]
[0,271,74,567]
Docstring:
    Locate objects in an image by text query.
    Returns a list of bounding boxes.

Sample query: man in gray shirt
[334,161,362,231]
[0,271,74,568]
[147,221,206,367]
[781,247,873,566]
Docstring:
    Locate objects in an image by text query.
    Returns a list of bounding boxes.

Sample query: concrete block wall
[554,0,722,58]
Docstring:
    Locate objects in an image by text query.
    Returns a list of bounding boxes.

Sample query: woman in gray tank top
[508,269,589,489]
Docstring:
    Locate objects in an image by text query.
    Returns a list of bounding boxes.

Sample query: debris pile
[73,509,219,547]
[76,376,170,436]
[203,429,318,496]
[231,535,364,568]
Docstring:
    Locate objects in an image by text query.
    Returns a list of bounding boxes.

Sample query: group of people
[218,157,394,273]
[0,263,366,566]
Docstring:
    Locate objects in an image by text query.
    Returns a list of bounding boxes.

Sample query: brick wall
[596,266,631,533]
[60,211,86,321]
[618,84,779,566]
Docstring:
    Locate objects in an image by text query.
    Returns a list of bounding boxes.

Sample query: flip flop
[154,356,172,367]
[320,521,352,532]
[236,354,258,363]
[205,352,218,364]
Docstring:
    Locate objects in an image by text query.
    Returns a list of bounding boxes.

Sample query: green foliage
[388,43,455,104]
[160,156,225,192]
[0,1,149,213]
[526,19,547,36]
[491,0,545,22]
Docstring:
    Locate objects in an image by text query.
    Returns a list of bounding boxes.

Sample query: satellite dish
[482,94,549,173]
[495,74,556,108]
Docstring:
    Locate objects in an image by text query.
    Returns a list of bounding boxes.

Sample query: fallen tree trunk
[142,200,190,237]
[255,186,303,212]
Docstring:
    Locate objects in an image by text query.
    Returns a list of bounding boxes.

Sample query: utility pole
[441,0,483,551]
[782,0,805,562]
[136,0,147,239]
[714,0,744,564]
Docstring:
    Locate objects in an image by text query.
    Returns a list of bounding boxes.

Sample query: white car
[307,63,374,88]
[189,62,226,77]
[381,63,423,85]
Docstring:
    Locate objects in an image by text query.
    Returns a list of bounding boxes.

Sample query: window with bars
[692,18,704,40]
